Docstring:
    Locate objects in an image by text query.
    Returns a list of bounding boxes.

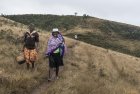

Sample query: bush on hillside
[4,14,82,31]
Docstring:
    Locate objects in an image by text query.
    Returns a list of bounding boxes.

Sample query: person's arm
[35,42,39,52]
[63,37,65,43]
[22,33,26,52]
[35,32,39,52]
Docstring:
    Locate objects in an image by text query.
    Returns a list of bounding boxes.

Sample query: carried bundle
[16,53,26,65]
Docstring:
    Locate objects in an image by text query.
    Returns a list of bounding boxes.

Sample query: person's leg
[55,53,61,79]
[48,54,55,81]
[30,49,37,69]
[24,48,30,70]
[48,67,53,81]
[56,66,59,78]
[31,61,35,69]
[26,63,30,70]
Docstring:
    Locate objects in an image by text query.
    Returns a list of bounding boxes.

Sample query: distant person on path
[23,24,39,70]
[45,28,66,81]
[75,34,78,40]
[74,34,78,46]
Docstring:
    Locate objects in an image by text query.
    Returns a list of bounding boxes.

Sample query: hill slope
[3,14,140,57]
[0,16,140,94]
[0,16,50,94]
[44,38,140,94]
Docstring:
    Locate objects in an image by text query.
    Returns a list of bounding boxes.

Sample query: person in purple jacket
[45,28,66,81]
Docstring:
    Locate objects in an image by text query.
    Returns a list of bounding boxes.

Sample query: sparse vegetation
[3,14,140,57]
[3,14,82,31]
[66,32,140,57]
[0,17,49,94]
[44,38,140,94]
[1,15,140,94]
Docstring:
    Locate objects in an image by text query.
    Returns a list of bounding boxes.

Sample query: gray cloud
[0,0,140,26]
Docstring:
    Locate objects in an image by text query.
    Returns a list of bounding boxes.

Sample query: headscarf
[45,33,64,55]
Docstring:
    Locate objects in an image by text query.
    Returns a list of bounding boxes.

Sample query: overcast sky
[0,0,140,26]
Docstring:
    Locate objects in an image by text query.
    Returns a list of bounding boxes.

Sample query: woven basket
[16,53,25,64]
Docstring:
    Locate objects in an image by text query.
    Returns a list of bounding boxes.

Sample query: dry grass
[44,38,140,94]
[0,16,140,94]
[0,17,50,94]
[65,26,140,58]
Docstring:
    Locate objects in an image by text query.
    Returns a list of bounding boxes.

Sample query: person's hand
[45,52,50,57]
[43,55,48,59]
[22,49,24,52]
[59,43,63,47]
[45,55,49,58]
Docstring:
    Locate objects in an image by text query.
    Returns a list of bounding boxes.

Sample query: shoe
[48,78,52,82]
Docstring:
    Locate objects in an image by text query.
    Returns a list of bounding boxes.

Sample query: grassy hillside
[3,14,82,31]
[3,14,140,57]
[43,38,140,94]
[65,29,140,57]
[0,17,50,94]
[0,16,140,94]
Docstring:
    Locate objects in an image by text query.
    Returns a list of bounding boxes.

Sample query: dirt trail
[30,41,78,94]
[30,81,52,94]
[30,38,140,94]
[30,67,64,94]
[31,64,66,94]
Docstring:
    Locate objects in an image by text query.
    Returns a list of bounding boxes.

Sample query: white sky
[0,0,140,26]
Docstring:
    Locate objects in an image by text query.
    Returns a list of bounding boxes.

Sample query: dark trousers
[48,53,63,78]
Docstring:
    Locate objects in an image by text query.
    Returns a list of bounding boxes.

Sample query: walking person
[45,28,66,81]
[23,24,39,70]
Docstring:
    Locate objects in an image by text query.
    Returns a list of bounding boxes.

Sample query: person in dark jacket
[23,24,39,70]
